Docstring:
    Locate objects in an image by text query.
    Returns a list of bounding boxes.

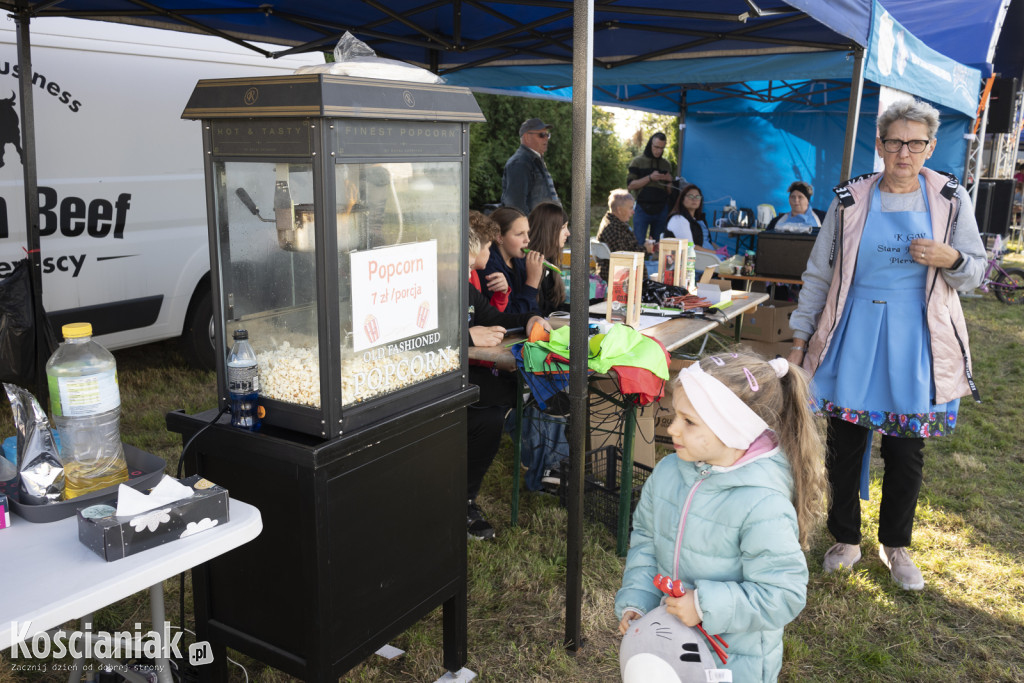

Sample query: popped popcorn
[257,341,321,407]
[255,341,460,408]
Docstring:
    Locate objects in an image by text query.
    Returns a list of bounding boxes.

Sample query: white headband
[678,362,771,450]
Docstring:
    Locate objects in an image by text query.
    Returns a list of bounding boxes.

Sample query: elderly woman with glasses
[596,188,652,282]
[665,183,717,253]
[787,97,986,592]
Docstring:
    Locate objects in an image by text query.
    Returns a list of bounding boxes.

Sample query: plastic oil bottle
[227,329,261,430]
[45,322,128,498]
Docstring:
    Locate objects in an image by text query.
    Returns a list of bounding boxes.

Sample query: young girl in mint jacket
[616,351,827,682]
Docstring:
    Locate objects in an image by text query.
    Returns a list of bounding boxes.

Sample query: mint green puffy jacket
[615,449,807,682]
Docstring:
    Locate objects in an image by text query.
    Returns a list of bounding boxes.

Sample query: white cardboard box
[696,280,733,304]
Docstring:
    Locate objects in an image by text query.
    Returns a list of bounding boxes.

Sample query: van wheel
[180,287,216,371]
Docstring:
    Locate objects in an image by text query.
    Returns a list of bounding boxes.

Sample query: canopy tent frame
[3,1,859,68]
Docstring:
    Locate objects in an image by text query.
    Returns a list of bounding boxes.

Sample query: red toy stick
[652,574,729,664]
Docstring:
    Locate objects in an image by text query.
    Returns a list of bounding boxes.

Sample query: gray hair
[608,189,633,212]
[877,97,941,139]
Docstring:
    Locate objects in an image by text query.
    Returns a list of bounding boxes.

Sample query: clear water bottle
[45,322,128,499]
[227,329,260,430]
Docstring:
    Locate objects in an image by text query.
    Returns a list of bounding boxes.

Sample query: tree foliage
[468,93,632,220]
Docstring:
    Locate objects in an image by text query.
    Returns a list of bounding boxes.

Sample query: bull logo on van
[0,91,25,168]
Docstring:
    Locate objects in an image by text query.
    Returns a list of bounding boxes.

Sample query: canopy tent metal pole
[564,0,593,653]
[971,105,990,204]
[13,7,48,397]
[840,46,865,181]
[14,10,40,283]
[677,89,687,181]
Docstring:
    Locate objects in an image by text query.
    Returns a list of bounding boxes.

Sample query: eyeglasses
[881,138,929,153]
[531,131,551,139]
[684,193,702,200]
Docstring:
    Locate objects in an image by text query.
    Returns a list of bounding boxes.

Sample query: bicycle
[978,235,1024,304]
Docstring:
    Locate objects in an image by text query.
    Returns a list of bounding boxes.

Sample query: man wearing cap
[500,118,561,215]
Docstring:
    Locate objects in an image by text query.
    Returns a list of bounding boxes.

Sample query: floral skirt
[812,285,959,439]
[818,400,958,439]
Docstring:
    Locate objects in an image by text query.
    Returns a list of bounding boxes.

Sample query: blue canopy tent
[447,0,997,218]
[676,87,975,224]
[1,0,990,215]
[0,0,998,664]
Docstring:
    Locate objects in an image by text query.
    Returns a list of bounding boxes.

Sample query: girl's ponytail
[774,361,828,548]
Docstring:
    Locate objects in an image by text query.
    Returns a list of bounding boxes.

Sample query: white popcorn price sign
[350,240,439,352]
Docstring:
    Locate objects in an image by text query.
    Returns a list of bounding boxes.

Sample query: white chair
[694,250,722,274]
[590,238,612,261]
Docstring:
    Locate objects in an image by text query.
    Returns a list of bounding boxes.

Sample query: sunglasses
[531,131,551,139]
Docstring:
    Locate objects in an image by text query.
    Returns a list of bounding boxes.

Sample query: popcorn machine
[184,74,483,439]
[168,74,484,682]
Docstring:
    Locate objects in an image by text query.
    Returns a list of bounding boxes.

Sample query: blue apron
[813,178,959,434]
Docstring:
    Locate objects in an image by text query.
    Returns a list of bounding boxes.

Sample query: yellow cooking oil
[63,460,129,499]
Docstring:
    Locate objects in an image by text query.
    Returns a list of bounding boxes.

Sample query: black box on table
[755,232,818,279]
[77,475,229,561]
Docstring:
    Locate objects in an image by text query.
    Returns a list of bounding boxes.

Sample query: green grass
[2,294,1023,682]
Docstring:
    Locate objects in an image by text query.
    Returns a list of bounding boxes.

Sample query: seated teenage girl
[480,206,545,314]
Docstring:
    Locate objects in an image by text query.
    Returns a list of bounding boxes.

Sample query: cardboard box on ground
[739,340,794,358]
[722,298,797,342]
[590,377,660,468]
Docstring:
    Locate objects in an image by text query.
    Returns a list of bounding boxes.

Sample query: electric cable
[172,406,228,666]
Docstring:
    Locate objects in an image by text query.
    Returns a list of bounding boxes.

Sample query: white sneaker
[823,542,862,573]
[879,545,925,591]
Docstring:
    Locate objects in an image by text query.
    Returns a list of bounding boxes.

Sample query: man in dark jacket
[500,118,561,215]
[627,132,675,244]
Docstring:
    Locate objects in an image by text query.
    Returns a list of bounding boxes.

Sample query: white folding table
[0,498,262,682]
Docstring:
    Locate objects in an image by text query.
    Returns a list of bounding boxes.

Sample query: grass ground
[1,292,1022,682]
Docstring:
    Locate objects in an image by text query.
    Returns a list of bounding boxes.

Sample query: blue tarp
[446,51,862,102]
[864,0,981,115]
[674,78,973,217]
[885,0,1013,77]
[680,103,972,229]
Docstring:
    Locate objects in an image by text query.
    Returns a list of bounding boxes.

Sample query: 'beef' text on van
[0,17,322,368]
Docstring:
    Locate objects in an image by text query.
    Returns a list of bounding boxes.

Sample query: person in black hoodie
[466,211,548,539]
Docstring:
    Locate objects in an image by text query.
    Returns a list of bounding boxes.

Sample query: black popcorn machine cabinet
[167,74,484,681]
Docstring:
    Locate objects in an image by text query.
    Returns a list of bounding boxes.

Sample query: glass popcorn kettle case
[182,74,485,438]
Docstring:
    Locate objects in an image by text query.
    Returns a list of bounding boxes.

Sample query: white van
[0,17,323,369]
